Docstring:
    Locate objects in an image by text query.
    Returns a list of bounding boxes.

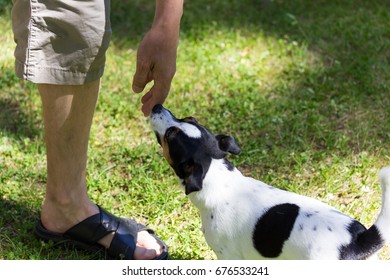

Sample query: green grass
[1,0,389,260]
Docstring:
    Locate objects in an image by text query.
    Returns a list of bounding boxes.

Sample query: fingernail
[132,85,143,93]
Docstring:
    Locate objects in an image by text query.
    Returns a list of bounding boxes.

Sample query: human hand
[132,0,183,116]
[132,25,179,116]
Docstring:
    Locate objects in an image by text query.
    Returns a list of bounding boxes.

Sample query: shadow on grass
[2,0,388,151]
[0,98,39,139]
[0,0,11,15]
[1,0,389,259]
[0,68,40,139]
[110,0,389,156]
[0,197,104,260]
[0,198,39,259]
[181,0,389,151]
[0,195,192,259]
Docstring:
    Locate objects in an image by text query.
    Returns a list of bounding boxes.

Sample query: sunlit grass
[1,0,389,260]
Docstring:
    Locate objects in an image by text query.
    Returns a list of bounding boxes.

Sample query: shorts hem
[15,60,105,85]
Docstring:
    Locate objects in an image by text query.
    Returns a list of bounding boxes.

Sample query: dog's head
[150,104,240,195]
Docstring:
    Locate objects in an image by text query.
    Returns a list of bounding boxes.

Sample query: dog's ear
[216,135,241,155]
[183,160,204,195]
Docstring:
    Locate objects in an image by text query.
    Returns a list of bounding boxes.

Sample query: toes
[134,230,163,260]
[134,247,158,260]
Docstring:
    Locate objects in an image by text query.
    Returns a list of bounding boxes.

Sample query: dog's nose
[152,104,163,114]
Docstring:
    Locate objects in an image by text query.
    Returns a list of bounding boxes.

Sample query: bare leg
[38,80,161,259]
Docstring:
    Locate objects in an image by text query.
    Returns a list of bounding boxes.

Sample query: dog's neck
[188,158,245,210]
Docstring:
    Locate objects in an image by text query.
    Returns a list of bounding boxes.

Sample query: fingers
[132,61,153,93]
[140,80,170,116]
[132,27,178,116]
[133,62,172,116]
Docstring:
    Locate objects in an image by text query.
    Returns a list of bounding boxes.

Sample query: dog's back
[194,164,390,260]
[150,105,390,260]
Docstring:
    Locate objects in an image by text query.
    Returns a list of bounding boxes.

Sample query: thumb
[141,80,170,116]
[132,62,153,93]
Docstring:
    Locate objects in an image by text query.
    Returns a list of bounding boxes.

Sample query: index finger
[141,81,170,116]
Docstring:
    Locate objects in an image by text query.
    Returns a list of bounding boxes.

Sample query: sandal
[35,205,169,260]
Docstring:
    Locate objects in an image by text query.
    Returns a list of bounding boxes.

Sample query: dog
[150,104,390,260]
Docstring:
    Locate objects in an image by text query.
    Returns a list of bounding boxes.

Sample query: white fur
[150,106,390,260]
[188,159,390,260]
[375,167,390,243]
[150,110,201,139]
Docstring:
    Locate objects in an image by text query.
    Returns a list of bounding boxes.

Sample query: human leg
[38,81,162,259]
[39,81,100,234]
[12,0,167,260]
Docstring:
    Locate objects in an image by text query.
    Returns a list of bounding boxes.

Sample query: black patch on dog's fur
[338,222,384,260]
[223,159,235,171]
[253,203,300,258]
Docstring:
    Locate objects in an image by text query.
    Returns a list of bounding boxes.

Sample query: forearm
[153,0,183,31]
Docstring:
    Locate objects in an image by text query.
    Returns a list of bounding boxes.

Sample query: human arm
[132,0,184,116]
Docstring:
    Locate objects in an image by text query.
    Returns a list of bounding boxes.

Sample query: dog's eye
[183,117,197,124]
[165,127,179,139]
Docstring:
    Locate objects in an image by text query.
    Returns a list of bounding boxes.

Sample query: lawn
[0,0,389,260]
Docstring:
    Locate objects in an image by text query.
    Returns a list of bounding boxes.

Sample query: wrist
[152,0,183,32]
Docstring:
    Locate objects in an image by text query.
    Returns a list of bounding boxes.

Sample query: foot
[41,201,163,260]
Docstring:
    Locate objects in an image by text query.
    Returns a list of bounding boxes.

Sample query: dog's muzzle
[150,104,175,137]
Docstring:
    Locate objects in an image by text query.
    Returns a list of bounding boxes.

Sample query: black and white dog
[150,104,390,260]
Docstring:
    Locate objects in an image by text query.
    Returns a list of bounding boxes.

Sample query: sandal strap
[108,218,139,259]
[64,205,121,244]
[61,205,167,259]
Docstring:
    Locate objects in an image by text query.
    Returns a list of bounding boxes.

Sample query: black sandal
[35,205,169,260]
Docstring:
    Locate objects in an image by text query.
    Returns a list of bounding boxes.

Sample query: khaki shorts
[12,0,111,85]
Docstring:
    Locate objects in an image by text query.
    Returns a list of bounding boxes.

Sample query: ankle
[41,194,98,233]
